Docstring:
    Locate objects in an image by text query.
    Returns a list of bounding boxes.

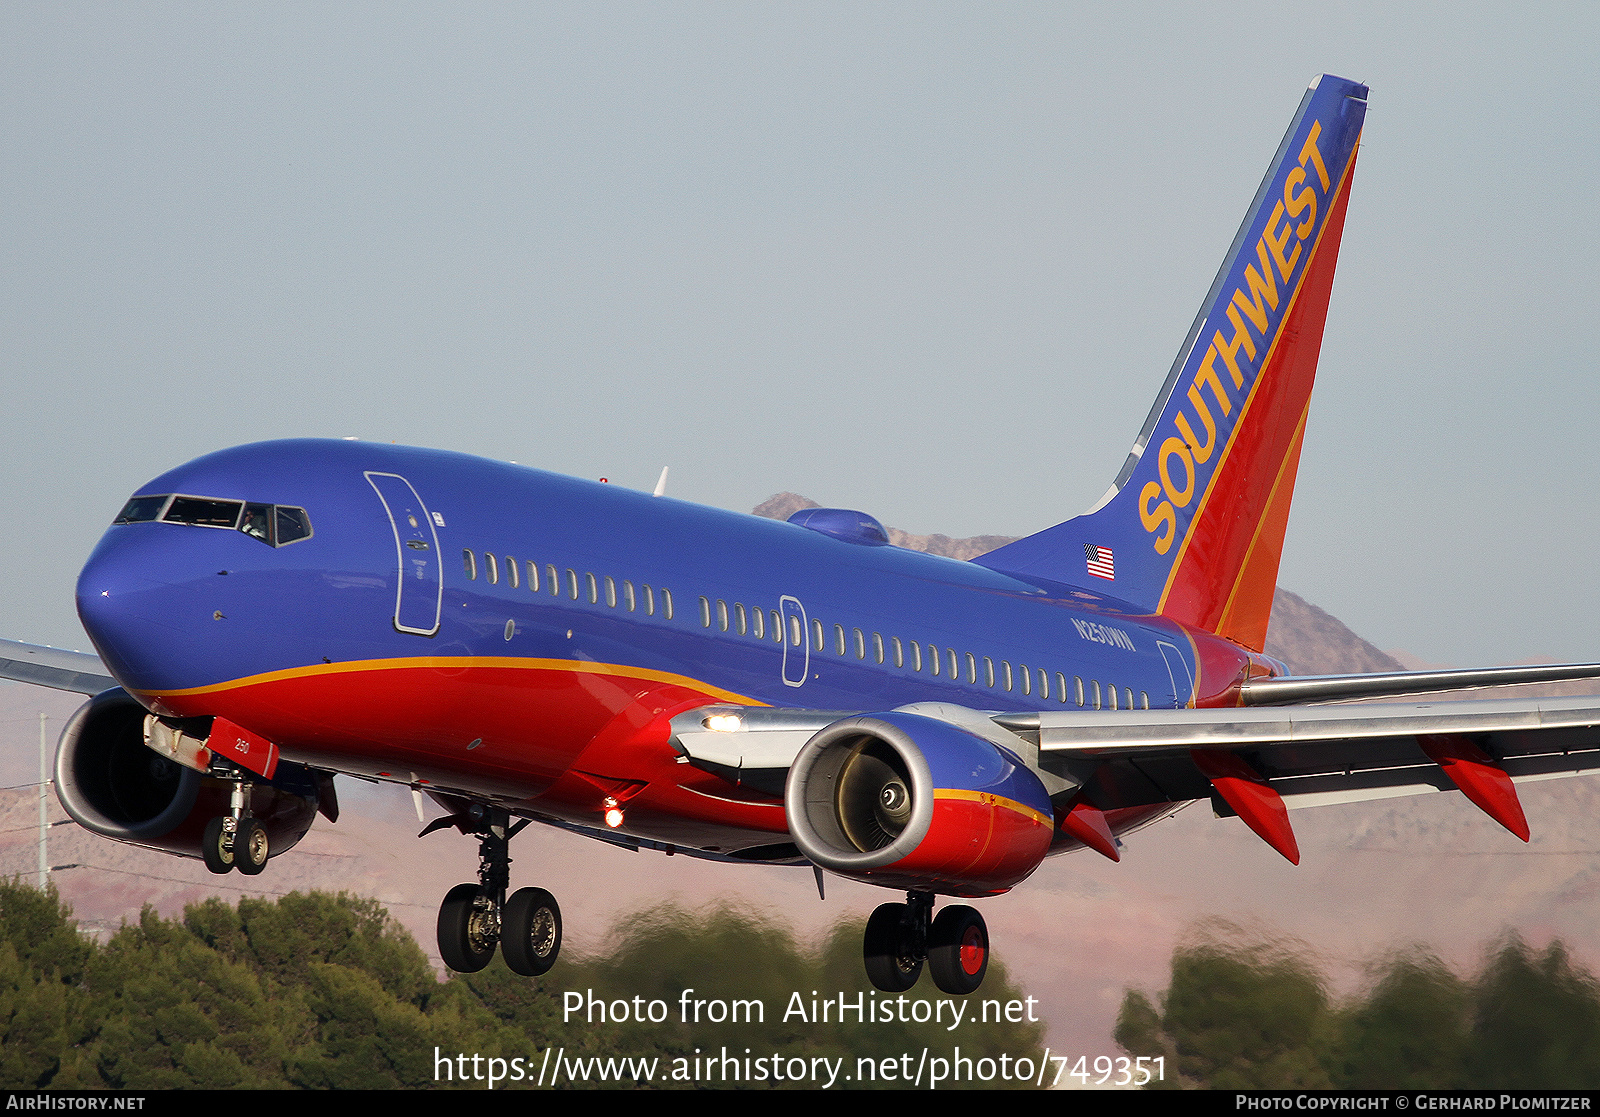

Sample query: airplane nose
[75,529,190,690]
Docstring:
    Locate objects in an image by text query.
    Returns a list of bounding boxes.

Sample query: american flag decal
[1084,543,1115,581]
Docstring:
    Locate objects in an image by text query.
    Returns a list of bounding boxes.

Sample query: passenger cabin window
[566,569,579,600]
[1019,664,1030,695]
[585,573,598,603]
[966,653,977,684]
[892,637,904,668]
[752,607,764,639]
[812,620,825,651]
[699,597,711,628]
[856,630,867,660]
[605,576,616,607]
[1075,676,1085,707]
[623,581,636,611]
[507,557,520,589]
[527,561,539,592]
[735,603,747,634]
[788,615,802,646]
[834,624,846,655]
[643,585,655,615]
[546,564,559,595]
[984,657,995,687]
[910,642,922,672]
[873,633,885,664]
[463,550,477,580]
[1002,661,1013,691]
[929,645,940,677]
[770,610,782,642]
[717,599,729,631]
[486,554,499,584]
[662,589,674,620]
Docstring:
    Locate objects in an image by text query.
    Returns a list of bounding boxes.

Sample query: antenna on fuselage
[653,466,669,497]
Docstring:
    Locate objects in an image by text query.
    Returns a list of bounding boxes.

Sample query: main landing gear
[864,892,989,996]
[201,772,269,876]
[423,804,563,977]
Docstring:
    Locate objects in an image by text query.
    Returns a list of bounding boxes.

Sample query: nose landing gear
[201,774,269,876]
[425,804,563,977]
[863,892,989,995]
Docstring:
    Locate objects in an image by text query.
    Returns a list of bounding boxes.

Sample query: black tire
[501,887,562,977]
[438,883,498,973]
[235,818,269,876]
[863,902,922,992]
[928,905,988,995]
[202,816,234,875]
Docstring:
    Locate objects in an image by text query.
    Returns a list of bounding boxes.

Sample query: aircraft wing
[0,638,116,695]
[1001,695,1600,811]
[672,691,1600,861]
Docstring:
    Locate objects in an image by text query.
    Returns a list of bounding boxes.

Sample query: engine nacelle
[785,712,1054,896]
[55,689,320,862]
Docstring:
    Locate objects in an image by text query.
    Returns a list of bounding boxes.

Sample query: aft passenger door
[1158,640,1194,709]
[366,472,443,637]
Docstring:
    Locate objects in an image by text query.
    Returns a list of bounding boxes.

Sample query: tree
[1117,923,1600,1090]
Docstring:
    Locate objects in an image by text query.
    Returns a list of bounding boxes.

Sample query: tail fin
[976,74,1367,652]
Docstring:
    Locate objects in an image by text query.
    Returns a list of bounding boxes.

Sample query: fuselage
[76,438,1270,853]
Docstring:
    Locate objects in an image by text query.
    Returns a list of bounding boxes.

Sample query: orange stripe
[933,788,1051,827]
[137,655,769,707]
[1213,398,1311,647]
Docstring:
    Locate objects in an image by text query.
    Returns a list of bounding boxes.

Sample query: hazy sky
[2,3,1596,666]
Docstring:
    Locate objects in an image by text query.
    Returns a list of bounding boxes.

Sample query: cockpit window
[112,492,312,547]
[114,495,169,523]
[274,506,312,545]
[240,503,272,543]
[164,497,245,528]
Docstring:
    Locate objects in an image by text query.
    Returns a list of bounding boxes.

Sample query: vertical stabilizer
[976,75,1367,652]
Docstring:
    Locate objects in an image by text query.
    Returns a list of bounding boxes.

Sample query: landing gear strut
[863,892,988,995]
[201,771,269,876]
[426,804,563,977]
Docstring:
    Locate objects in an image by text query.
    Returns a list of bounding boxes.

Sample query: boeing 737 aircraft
[8,74,1600,996]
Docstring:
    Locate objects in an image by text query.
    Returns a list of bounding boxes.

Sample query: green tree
[1119,923,1600,1090]
[1115,922,1335,1089]
[1333,951,1468,1089]
[466,900,1047,1089]
[1466,937,1600,1089]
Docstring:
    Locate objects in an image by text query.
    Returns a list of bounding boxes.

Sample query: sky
[2,3,1596,667]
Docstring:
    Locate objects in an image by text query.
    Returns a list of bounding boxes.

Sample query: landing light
[603,797,624,829]
[703,714,742,733]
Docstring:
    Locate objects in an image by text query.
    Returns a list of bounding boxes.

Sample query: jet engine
[784,711,1054,896]
[54,688,321,862]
